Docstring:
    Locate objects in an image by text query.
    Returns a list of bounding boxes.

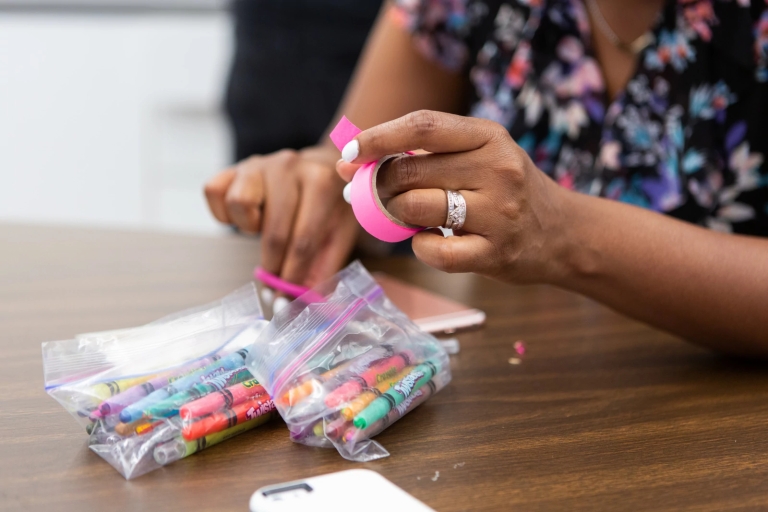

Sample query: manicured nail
[260,287,274,306]
[342,182,352,204]
[273,296,290,313]
[341,140,359,163]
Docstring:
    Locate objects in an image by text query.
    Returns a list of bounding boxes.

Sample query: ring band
[444,190,467,231]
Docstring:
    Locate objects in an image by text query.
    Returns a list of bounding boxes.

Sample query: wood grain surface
[2,223,768,511]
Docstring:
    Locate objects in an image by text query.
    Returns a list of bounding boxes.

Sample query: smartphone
[374,273,485,334]
[250,469,435,512]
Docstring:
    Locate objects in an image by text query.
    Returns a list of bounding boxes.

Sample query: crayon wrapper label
[392,370,425,400]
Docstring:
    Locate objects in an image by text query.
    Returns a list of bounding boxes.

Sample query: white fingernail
[341,140,359,163]
[260,287,274,306]
[273,296,290,313]
[342,182,352,204]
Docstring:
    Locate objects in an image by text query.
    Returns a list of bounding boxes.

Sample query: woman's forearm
[556,187,768,355]
[319,3,467,148]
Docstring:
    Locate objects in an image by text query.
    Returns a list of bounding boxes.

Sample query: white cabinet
[0,10,233,233]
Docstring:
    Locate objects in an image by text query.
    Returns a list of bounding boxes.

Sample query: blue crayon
[119,349,248,423]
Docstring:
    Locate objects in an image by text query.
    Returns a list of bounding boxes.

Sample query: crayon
[114,419,163,436]
[120,350,248,423]
[182,394,275,441]
[289,420,321,442]
[92,355,221,418]
[114,419,147,436]
[142,366,252,419]
[89,374,158,403]
[179,378,266,420]
[339,367,413,421]
[323,416,351,440]
[280,346,393,406]
[153,413,273,466]
[342,380,436,444]
[324,351,414,408]
[353,361,438,430]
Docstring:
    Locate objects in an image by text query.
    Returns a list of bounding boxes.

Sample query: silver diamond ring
[444,190,467,231]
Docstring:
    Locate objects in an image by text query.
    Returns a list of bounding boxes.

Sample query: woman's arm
[337,111,768,356]
[558,191,768,356]
[205,6,466,288]
[323,4,468,139]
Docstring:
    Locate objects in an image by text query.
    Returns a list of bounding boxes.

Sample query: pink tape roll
[330,117,423,243]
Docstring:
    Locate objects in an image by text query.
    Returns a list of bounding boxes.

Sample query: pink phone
[373,273,485,334]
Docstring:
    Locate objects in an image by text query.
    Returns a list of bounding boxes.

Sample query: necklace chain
[585,0,655,55]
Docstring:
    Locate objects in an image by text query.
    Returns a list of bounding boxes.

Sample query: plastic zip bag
[43,284,275,479]
[246,261,451,462]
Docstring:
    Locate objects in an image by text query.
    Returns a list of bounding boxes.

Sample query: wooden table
[2,223,768,511]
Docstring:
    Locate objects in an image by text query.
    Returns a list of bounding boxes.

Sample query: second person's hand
[205,145,360,290]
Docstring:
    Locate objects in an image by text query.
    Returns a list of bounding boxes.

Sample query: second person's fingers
[224,165,265,234]
[204,168,237,224]
[279,167,344,286]
[260,155,301,276]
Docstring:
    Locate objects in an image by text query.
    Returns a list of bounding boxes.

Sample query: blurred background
[0,0,237,234]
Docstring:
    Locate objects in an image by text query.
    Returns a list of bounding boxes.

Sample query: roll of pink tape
[329,116,423,243]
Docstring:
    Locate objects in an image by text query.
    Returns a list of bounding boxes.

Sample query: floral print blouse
[392,0,768,236]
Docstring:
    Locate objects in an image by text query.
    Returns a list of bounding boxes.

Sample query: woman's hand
[205,145,359,288]
[336,110,570,285]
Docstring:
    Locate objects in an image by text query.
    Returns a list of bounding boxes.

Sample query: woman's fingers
[375,151,485,198]
[279,163,345,286]
[411,230,495,274]
[260,151,301,276]
[342,110,501,165]
[204,168,237,224]
[385,189,489,234]
[302,206,360,288]
[223,163,265,234]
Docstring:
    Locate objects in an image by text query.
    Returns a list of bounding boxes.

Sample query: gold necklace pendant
[618,32,656,55]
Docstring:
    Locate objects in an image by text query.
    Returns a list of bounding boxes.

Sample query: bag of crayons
[247,261,451,462]
[42,284,276,479]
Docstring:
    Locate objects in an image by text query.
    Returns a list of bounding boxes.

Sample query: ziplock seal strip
[44,323,253,391]
[269,287,384,395]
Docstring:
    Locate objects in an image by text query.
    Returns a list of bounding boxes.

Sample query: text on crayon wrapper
[246,400,275,420]
[207,368,242,388]
[242,379,259,388]
[393,371,425,398]
[375,366,400,384]
[199,366,228,383]
[396,389,424,415]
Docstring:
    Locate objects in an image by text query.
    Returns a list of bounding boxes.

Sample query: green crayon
[152,412,273,465]
[353,361,438,430]
[142,367,252,419]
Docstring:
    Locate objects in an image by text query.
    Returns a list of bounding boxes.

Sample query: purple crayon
[91,355,221,419]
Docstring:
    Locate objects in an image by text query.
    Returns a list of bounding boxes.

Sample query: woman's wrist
[543,183,607,289]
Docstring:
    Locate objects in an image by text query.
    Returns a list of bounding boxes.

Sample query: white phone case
[250,469,435,512]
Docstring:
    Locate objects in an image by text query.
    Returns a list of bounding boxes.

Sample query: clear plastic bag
[246,261,451,462]
[43,284,275,479]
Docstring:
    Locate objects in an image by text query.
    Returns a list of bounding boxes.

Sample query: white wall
[0,10,233,233]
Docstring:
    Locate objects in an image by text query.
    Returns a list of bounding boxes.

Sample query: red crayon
[182,395,275,441]
[179,378,266,420]
[324,351,414,408]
